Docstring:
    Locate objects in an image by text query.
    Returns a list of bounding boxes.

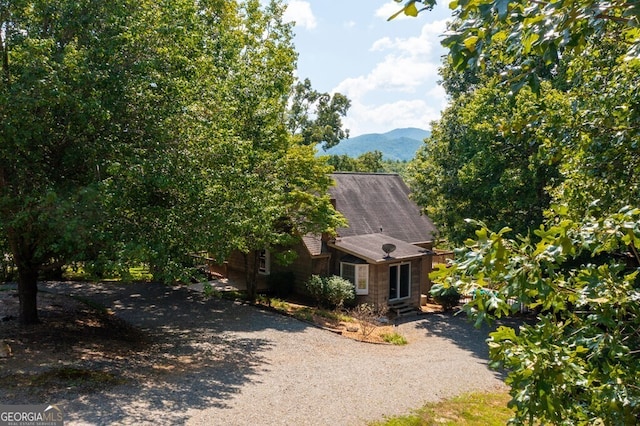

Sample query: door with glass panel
[389,263,410,300]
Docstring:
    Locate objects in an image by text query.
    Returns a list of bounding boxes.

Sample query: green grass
[292,307,314,322]
[62,264,153,282]
[314,308,353,323]
[371,391,513,426]
[381,332,408,345]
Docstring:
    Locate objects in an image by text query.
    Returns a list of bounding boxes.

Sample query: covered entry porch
[327,233,434,311]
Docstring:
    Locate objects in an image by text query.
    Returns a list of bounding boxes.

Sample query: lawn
[371,391,514,426]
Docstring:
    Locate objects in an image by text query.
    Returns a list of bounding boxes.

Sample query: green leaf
[405,2,419,17]
[464,35,479,51]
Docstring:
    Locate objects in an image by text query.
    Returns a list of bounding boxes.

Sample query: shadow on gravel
[401,311,529,381]
[62,334,274,425]
[3,281,313,425]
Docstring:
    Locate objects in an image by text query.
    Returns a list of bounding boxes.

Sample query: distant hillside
[318,127,430,161]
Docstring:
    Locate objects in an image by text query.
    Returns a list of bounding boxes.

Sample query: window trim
[389,262,411,301]
[340,261,369,295]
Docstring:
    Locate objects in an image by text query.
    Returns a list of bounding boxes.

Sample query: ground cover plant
[255,295,404,344]
[371,391,513,426]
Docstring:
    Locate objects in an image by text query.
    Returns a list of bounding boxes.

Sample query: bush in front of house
[306,274,355,308]
[266,271,295,298]
[429,283,461,310]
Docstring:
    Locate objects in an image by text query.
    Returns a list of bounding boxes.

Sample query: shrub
[430,283,461,310]
[323,275,355,307]
[381,332,408,345]
[305,275,325,305]
[306,275,355,308]
[350,303,388,338]
[266,271,295,298]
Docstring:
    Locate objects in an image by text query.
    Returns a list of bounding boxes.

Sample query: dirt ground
[0,286,151,401]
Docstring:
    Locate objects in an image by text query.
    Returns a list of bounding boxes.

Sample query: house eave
[328,234,431,265]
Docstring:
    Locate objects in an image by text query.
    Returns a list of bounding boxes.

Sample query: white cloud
[343,20,356,29]
[331,18,451,136]
[344,98,443,136]
[371,19,448,55]
[283,1,317,30]
[334,20,448,100]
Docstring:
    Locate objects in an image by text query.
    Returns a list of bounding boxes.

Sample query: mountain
[318,127,430,161]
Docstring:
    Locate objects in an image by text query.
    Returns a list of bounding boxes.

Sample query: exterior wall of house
[222,244,431,308]
[326,245,428,309]
[270,242,331,295]
[410,260,422,307]
[223,242,332,294]
[353,260,423,309]
[420,256,433,298]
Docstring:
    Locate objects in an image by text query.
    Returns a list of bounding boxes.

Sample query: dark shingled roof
[329,234,430,264]
[329,173,438,244]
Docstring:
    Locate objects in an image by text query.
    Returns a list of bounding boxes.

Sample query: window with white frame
[258,249,270,275]
[341,261,369,295]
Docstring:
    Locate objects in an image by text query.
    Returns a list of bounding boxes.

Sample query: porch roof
[328,233,431,264]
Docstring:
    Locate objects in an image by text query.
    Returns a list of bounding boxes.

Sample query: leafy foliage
[396,0,640,423]
[327,151,384,173]
[305,274,355,309]
[430,207,640,423]
[391,0,640,92]
[429,283,460,311]
[287,78,351,150]
[409,81,567,243]
[1,0,346,322]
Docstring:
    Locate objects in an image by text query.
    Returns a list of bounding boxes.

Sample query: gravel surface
[4,281,506,425]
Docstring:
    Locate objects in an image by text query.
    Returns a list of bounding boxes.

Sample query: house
[221,172,439,310]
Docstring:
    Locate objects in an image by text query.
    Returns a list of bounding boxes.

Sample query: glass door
[389,263,410,300]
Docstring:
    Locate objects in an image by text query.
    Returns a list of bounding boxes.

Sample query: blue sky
[282,1,455,136]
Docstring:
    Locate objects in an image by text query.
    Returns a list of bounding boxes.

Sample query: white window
[258,249,270,275]
[341,262,369,295]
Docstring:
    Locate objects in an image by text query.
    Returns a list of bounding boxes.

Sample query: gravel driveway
[34,282,505,425]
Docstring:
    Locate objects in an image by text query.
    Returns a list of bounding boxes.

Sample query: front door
[389,263,410,300]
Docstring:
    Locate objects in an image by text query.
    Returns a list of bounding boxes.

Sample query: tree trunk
[8,229,41,325]
[17,265,39,325]
[243,251,258,301]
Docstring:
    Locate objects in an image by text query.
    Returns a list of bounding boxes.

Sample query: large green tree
[196,0,345,300]
[432,208,640,423]
[395,0,640,423]
[409,80,568,243]
[0,0,157,324]
[391,0,640,90]
[1,0,345,323]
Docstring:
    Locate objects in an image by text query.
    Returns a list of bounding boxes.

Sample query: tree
[391,0,640,91]
[1,0,346,322]
[409,80,568,243]
[431,207,640,423]
[0,0,158,324]
[395,0,640,422]
[287,77,351,150]
[327,151,385,173]
[549,39,640,219]
[195,0,345,300]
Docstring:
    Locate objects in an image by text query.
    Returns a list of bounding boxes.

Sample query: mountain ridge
[319,127,430,161]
